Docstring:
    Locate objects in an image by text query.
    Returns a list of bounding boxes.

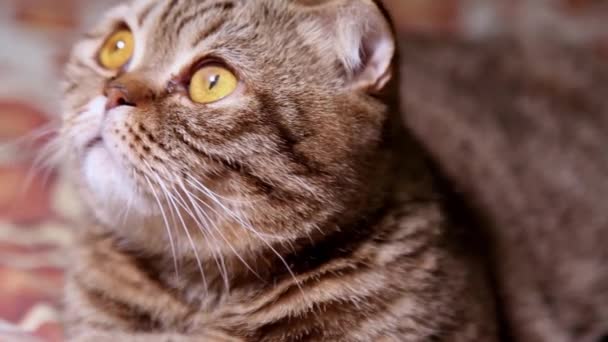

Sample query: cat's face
[61,0,395,254]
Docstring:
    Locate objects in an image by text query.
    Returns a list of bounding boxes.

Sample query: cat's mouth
[84,136,104,150]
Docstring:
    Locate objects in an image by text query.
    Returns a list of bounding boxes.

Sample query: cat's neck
[94,197,390,307]
[85,133,440,308]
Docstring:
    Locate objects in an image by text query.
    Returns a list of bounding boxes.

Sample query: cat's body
[60,0,497,340]
[66,196,496,341]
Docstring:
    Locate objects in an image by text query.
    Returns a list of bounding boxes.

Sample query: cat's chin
[81,142,153,227]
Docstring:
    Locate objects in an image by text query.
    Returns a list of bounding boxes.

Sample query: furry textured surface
[3,1,607,341]
[401,34,608,342]
[59,0,497,341]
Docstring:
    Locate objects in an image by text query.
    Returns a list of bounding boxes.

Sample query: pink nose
[104,85,136,111]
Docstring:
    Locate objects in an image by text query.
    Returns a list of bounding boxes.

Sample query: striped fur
[60,0,498,340]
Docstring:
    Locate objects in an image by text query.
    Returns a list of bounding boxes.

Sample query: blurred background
[0,0,606,341]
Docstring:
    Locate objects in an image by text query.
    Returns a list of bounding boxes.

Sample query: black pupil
[209,74,220,90]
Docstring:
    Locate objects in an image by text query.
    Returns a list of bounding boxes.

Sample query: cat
[59,0,498,340]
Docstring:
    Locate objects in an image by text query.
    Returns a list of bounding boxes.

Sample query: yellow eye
[189,65,238,104]
[99,29,134,70]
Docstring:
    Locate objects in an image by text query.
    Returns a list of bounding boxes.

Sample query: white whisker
[170,183,229,292]
[119,186,136,226]
[179,173,309,305]
[145,162,208,293]
[177,180,265,285]
[19,135,65,200]
[1,122,58,152]
[183,176,281,240]
[143,174,180,280]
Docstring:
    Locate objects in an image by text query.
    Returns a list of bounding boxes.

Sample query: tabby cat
[60,0,498,340]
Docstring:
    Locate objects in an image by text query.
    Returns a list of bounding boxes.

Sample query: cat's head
[61,0,396,255]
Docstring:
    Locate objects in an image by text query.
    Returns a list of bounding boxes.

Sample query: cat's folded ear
[297,0,395,93]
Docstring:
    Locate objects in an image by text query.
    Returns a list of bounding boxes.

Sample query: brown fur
[60,0,498,340]
[400,34,608,342]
